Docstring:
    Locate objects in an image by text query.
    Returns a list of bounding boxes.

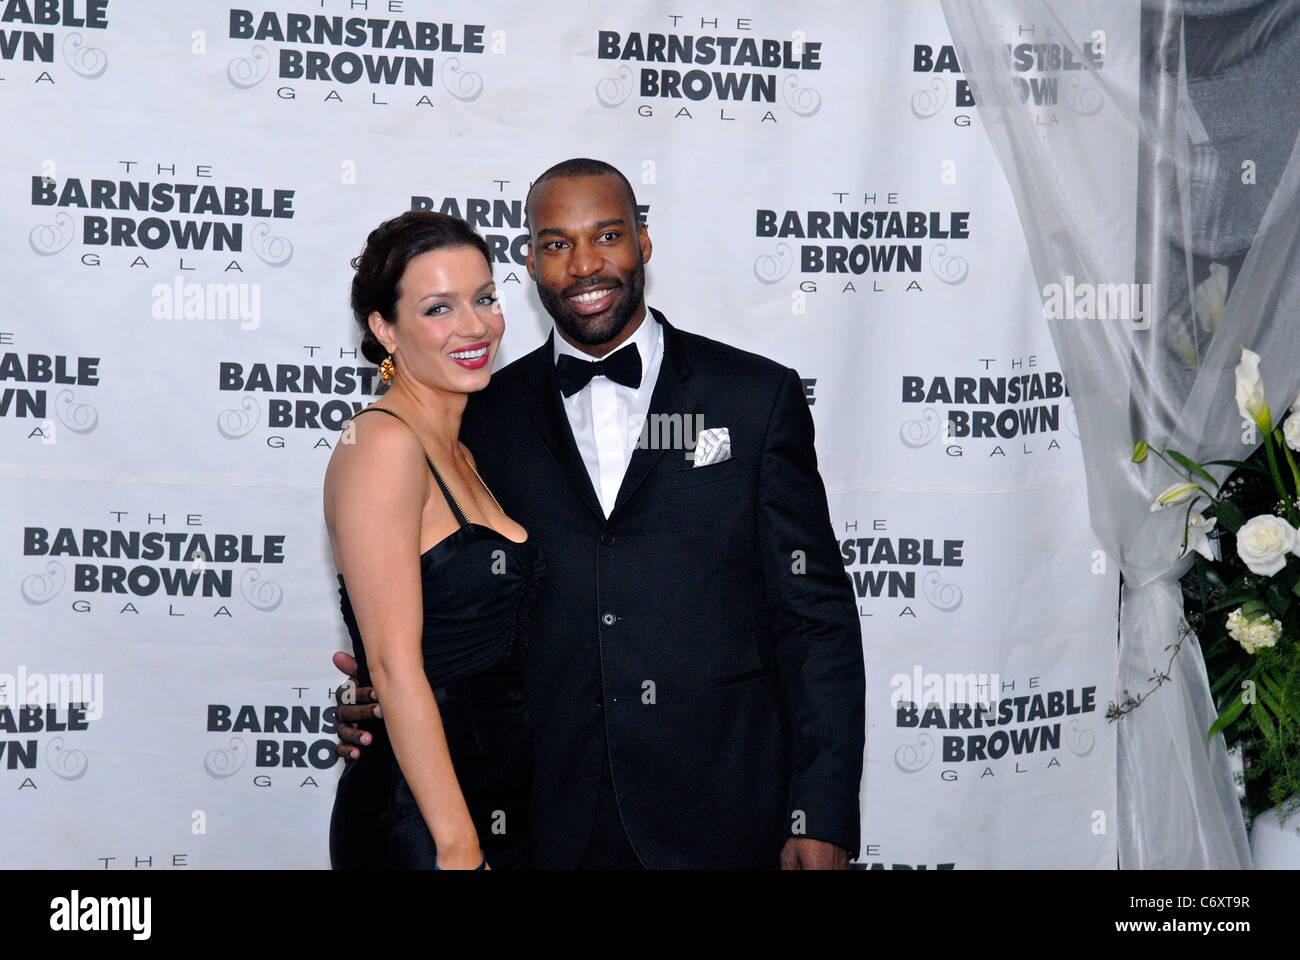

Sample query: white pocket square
[691,427,732,466]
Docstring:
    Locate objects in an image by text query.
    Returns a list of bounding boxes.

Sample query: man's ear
[638,223,652,265]
[525,240,536,280]
[368,310,395,354]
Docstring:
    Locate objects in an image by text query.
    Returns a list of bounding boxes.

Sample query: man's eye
[599,232,618,242]
[545,241,567,251]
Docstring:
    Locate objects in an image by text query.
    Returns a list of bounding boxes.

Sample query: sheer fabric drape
[941,0,1300,867]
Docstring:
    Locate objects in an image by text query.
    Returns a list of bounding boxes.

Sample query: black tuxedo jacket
[460,308,864,869]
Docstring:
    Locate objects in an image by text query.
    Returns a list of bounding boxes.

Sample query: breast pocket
[672,457,742,488]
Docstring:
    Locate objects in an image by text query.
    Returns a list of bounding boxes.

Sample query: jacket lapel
[525,331,605,521]
[609,309,700,518]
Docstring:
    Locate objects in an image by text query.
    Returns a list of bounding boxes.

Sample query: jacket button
[601,612,617,626]
[600,532,616,546]
[595,696,604,709]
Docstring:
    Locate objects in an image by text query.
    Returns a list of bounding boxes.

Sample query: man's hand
[333,650,381,760]
[780,837,850,870]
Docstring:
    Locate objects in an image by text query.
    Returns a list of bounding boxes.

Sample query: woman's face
[371,244,502,395]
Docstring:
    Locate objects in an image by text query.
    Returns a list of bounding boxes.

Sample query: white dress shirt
[552,310,665,517]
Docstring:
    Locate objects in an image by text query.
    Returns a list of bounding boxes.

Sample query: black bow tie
[555,343,642,397]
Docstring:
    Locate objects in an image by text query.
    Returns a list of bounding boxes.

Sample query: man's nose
[568,241,602,276]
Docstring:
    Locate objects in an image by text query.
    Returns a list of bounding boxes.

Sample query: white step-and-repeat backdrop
[3,1,1130,868]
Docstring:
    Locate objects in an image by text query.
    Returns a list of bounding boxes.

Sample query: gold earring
[379,355,395,384]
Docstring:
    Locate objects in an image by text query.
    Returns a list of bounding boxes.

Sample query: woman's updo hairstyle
[350,210,494,365]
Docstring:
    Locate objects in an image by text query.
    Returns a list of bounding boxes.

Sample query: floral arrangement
[1134,347,1300,822]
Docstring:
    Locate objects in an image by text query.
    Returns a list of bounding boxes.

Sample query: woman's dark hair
[350,210,493,364]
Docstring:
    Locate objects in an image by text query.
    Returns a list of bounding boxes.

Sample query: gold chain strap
[460,453,504,515]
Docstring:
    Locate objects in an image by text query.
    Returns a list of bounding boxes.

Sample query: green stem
[1152,449,1222,505]
[1262,430,1295,521]
[1279,431,1300,508]
[1181,497,1199,554]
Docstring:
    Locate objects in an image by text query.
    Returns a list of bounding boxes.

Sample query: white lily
[1193,262,1228,333]
[1180,512,1218,561]
[1151,481,1199,512]
[1164,310,1199,366]
[1234,346,1272,434]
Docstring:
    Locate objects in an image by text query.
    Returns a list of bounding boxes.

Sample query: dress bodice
[334,406,545,689]
[337,526,544,689]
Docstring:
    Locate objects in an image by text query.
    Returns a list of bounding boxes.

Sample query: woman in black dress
[324,211,543,869]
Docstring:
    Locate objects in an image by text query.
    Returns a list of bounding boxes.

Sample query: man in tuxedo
[334,158,864,869]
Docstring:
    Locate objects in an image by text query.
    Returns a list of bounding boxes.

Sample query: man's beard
[538,259,645,348]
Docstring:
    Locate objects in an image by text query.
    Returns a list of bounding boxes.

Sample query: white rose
[1225,607,1282,655]
[1235,514,1297,576]
[1285,415,1300,452]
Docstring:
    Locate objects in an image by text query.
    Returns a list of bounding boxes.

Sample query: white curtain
[941,0,1300,867]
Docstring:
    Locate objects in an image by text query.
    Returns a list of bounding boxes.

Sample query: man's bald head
[525,158,640,234]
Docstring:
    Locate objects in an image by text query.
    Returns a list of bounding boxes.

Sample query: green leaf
[1252,702,1277,741]
[1211,662,1247,696]
[1259,670,1288,703]
[1167,449,1219,488]
[1208,693,1249,739]
[1257,686,1286,720]
[1226,575,1256,595]
[1132,440,1149,463]
[1204,459,1263,472]
[1242,599,1272,619]
[1237,595,1268,616]
[1216,501,1247,533]
[1205,595,1257,614]
[1267,582,1293,617]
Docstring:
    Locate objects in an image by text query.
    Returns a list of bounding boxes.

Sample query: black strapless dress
[329,407,545,869]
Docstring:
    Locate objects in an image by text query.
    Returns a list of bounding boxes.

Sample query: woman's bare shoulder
[326,410,424,491]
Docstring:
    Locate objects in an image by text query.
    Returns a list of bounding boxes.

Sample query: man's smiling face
[526,172,652,355]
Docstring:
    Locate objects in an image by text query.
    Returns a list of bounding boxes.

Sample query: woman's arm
[326,416,482,868]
